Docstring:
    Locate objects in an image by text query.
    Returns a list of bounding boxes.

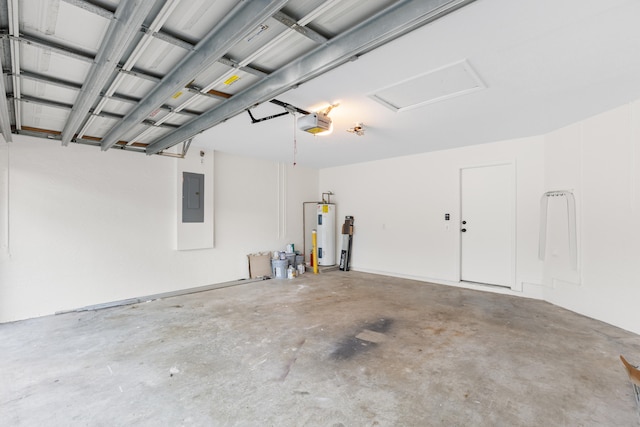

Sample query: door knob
[461,228,467,232]
[462,221,467,224]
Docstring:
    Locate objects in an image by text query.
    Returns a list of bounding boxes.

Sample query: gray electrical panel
[182,172,204,223]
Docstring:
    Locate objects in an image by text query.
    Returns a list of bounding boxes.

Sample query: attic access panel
[369,59,486,112]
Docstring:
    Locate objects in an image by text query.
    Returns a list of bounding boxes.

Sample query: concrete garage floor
[2,271,640,426]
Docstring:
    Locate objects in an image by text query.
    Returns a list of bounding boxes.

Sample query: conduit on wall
[1,141,9,256]
[277,163,287,239]
[539,190,577,270]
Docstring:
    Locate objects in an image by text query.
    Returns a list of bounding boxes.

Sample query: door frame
[457,161,519,291]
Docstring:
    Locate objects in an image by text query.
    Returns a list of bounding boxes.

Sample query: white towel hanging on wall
[539,190,577,271]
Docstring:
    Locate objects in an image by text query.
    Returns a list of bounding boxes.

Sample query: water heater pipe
[312,229,318,274]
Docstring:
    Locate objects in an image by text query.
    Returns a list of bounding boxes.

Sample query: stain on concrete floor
[331,317,394,360]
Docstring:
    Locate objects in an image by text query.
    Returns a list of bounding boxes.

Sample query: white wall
[320,100,640,335]
[4,102,640,335]
[542,101,640,334]
[0,136,318,322]
[320,136,545,298]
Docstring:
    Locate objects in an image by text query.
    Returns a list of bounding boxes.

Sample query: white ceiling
[6,0,471,154]
[192,0,640,168]
[4,0,640,169]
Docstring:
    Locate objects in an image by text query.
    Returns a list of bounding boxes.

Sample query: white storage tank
[317,203,336,266]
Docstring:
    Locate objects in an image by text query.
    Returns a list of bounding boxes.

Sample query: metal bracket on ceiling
[270,99,310,115]
[247,108,290,124]
[157,138,193,159]
[246,99,311,124]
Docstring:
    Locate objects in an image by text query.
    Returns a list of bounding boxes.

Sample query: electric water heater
[316,203,336,266]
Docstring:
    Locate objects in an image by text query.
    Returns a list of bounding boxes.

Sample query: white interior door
[460,164,513,287]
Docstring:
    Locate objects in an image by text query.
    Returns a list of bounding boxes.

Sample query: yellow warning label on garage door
[224,75,240,85]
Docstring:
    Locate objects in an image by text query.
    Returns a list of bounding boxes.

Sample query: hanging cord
[292,112,298,167]
[3,140,10,256]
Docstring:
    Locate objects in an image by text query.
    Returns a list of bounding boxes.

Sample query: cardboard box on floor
[248,252,272,278]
